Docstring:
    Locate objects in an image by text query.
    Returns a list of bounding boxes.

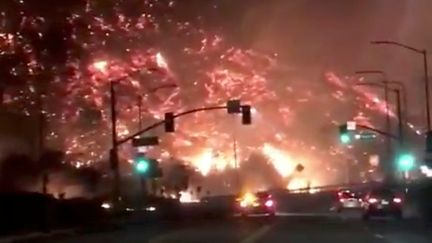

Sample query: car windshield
[256,192,270,199]
[339,191,357,198]
[2,1,432,243]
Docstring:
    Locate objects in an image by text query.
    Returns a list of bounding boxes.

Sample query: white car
[336,190,362,212]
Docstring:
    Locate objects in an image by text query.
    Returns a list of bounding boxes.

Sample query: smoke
[0,150,102,198]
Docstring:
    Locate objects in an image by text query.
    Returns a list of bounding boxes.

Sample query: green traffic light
[136,158,150,173]
[340,134,351,144]
[397,153,415,171]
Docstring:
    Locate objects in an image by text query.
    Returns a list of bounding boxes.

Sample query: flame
[179,191,199,203]
[92,60,109,73]
[156,52,169,70]
[239,192,257,207]
[262,143,296,177]
[287,178,319,194]
[187,149,233,176]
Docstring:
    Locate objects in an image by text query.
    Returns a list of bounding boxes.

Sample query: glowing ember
[0,0,413,193]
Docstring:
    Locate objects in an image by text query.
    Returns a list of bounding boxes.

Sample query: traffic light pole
[115,103,251,201]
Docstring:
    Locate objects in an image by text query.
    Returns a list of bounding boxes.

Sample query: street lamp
[110,79,178,206]
[371,40,430,131]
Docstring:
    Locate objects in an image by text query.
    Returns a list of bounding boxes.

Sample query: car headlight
[101,202,112,209]
[145,206,157,212]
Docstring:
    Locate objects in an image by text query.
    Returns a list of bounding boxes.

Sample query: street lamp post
[371,41,430,130]
[354,82,404,145]
[386,81,408,147]
[110,80,179,206]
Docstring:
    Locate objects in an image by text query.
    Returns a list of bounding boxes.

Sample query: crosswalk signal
[241,105,252,125]
[164,112,175,132]
[339,124,350,144]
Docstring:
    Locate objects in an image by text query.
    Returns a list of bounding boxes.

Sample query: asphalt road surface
[38,211,432,243]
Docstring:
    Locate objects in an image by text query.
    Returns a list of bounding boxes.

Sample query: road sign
[227,99,241,114]
[347,121,356,131]
[295,164,304,172]
[132,136,159,147]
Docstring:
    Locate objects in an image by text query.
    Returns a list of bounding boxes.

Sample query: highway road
[37,211,432,243]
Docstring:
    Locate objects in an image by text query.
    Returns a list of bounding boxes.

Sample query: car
[361,188,403,220]
[336,190,362,212]
[236,192,276,217]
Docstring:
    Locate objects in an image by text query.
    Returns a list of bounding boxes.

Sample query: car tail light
[368,198,378,204]
[265,200,274,207]
[393,197,402,203]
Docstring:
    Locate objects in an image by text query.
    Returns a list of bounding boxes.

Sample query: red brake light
[393,197,402,203]
[265,200,274,207]
[368,198,378,204]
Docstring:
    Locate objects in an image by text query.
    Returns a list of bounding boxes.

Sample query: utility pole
[383,81,392,174]
[232,115,240,193]
[136,95,149,197]
[423,50,431,130]
[110,81,120,206]
[395,89,403,147]
[355,70,392,176]
[36,90,48,194]
[138,95,143,131]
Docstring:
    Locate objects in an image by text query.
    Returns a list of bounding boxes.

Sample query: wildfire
[0,0,415,193]
[287,178,320,194]
[187,149,234,176]
[179,191,200,203]
[262,143,296,177]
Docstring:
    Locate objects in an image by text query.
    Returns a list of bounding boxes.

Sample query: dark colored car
[361,188,403,220]
[237,192,276,217]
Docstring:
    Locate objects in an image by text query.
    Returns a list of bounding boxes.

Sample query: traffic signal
[396,153,415,171]
[164,112,175,132]
[135,153,150,174]
[227,100,241,114]
[241,105,252,125]
[338,124,350,144]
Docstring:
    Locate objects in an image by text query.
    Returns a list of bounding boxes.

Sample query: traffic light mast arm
[357,124,399,140]
[117,106,227,146]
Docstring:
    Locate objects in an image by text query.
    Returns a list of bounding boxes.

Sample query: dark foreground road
[34,211,432,243]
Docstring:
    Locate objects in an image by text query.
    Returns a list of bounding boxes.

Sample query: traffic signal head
[227,100,241,114]
[397,153,415,171]
[135,154,150,173]
[164,112,175,132]
[338,124,350,144]
[241,105,252,125]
